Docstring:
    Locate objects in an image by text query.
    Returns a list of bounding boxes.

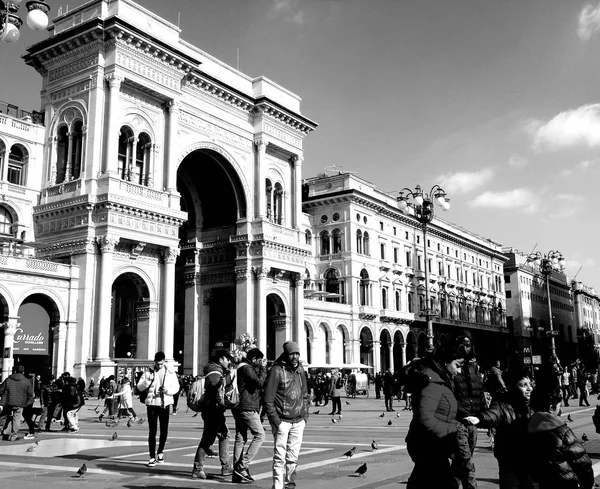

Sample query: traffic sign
[523,346,532,355]
[523,357,532,365]
[532,355,542,365]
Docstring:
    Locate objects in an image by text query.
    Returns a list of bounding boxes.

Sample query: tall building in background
[571,281,600,369]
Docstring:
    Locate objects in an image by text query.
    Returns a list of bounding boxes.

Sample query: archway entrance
[267,294,287,361]
[175,148,246,367]
[393,331,404,369]
[359,327,374,368]
[380,329,392,372]
[406,331,417,362]
[111,273,150,359]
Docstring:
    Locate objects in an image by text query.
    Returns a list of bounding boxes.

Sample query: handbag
[139,373,154,404]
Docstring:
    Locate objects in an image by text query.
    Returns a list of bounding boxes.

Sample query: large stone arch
[334,322,350,365]
[379,327,393,372]
[359,325,375,368]
[16,287,67,321]
[304,320,315,365]
[0,284,16,318]
[113,264,157,302]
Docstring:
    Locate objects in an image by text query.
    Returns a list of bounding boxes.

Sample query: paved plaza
[0,395,599,488]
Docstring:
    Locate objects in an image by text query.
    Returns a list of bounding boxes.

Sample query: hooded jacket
[137,364,180,408]
[0,373,34,408]
[263,353,309,426]
[453,358,486,419]
[528,411,594,489]
[233,358,267,412]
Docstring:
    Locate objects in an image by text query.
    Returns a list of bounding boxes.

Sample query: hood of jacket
[528,411,565,434]
[203,361,224,376]
[274,353,301,372]
[8,373,28,383]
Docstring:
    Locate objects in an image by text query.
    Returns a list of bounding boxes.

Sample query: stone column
[255,266,269,356]
[104,74,123,174]
[65,131,74,181]
[293,274,307,361]
[95,236,119,360]
[401,343,407,367]
[146,143,156,188]
[183,266,199,376]
[1,319,18,381]
[372,339,381,373]
[235,263,254,340]
[54,321,68,374]
[255,139,268,219]
[47,136,57,185]
[352,338,361,365]
[165,100,180,192]
[292,155,303,229]
[161,247,179,360]
[79,126,88,180]
[388,343,395,372]
[125,137,134,181]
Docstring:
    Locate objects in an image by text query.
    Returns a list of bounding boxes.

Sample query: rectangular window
[504,275,511,283]
[380,243,386,260]
[7,163,23,186]
[417,236,420,244]
[506,290,512,298]
[406,251,412,267]
[380,221,384,231]
[437,243,440,251]
[428,258,432,273]
[417,255,422,271]
[393,226,397,236]
[438,262,443,275]
[405,231,409,239]
[447,246,450,254]
[408,293,414,313]
[394,247,399,263]
[447,264,451,278]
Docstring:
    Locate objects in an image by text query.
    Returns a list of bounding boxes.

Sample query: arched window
[325,268,341,303]
[134,132,151,185]
[0,205,13,235]
[117,126,134,181]
[265,179,273,220]
[305,230,312,245]
[332,228,342,253]
[408,292,414,313]
[356,230,363,254]
[363,231,370,256]
[382,287,388,309]
[7,144,27,186]
[273,182,284,225]
[56,124,69,183]
[359,268,369,306]
[70,120,83,180]
[320,230,330,255]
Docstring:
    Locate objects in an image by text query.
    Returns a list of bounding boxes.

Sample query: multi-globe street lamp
[0,0,50,44]
[527,250,565,360]
[398,185,450,353]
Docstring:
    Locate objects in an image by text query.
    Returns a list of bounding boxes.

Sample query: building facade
[571,281,600,369]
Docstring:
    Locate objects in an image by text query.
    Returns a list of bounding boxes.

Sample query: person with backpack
[99,375,117,421]
[63,376,84,433]
[137,351,181,467]
[0,365,35,441]
[328,368,343,416]
[264,341,310,489]
[192,349,234,480]
[232,347,267,484]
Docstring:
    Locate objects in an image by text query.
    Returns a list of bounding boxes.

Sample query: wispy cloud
[560,159,598,177]
[268,0,305,25]
[578,3,600,41]
[546,194,586,219]
[470,188,540,214]
[437,168,494,194]
[508,154,529,168]
[527,104,600,151]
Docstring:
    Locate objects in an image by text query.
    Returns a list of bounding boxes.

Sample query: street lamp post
[398,185,450,353]
[527,250,565,360]
[0,0,50,44]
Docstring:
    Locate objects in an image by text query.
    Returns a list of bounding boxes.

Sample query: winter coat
[200,361,229,413]
[475,396,533,472]
[329,373,344,397]
[40,382,58,407]
[453,359,486,419]
[62,382,83,411]
[137,365,180,408]
[263,353,310,426]
[405,365,458,458]
[233,359,267,412]
[0,373,34,408]
[114,383,134,409]
[382,371,396,396]
[528,411,594,489]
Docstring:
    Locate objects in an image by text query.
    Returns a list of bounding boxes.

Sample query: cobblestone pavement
[0,396,599,488]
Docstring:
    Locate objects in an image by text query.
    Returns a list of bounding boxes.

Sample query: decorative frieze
[49,55,99,83]
[263,122,301,149]
[116,50,179,91]
[179,111,252,150]
[51,81,92,104]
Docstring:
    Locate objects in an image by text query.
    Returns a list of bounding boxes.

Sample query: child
[113,377,137,421]
[63,376,83,433]
[527,386,594,489]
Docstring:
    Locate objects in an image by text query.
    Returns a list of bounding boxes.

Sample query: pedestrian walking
[405,344,466,489]
[0,365,35,441]
[451,334,486,489]
[375,372,382,399]
[264,341,310,489]
[98,375,117,421]
[63,375,84,433]
[137,351,180,467]
[113,377,137,421]
[172,374,184,415]
[328,368,343,415]
[191,349,234,480]
[577,362,590,407]
[383,369,395,412]
[38,373,57,432]
[232,347,267,484]
[560,368,571,407]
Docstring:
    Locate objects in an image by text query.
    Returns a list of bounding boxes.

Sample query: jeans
[561,386,571,405]
[0,406,23,440]
[194,409,230,471]
[233,410,265,469]
[271,419,305,489]
[147,405,170,458]
[330,397,341,414]
[385,395,393,411]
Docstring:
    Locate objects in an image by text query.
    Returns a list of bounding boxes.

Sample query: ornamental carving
[253,266,270,279]
[3,322,18,336]
[51,80,91,103]
[162,247,180,263]
[179,112,252,150]
[97,236,120,253]
[48,54,99,82]
[116,51,179,90]
[235,267,252,281]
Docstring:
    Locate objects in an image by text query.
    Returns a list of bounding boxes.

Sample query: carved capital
[162,247,180,263]
[3,322,18,336]
[235,267,252,282]
[291,155,304,165]
[97,236,120,253]
[291,272,303,288]
[253,266,270,279]
[254,138,268,152]
[105,73,124,89]
[166,99,180,113]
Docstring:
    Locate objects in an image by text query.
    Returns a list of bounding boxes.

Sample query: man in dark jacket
[232,347,267,484]
[264,341,310,489]
[192,349,233,480]
[0,365,34,441]
[451,334,486,489]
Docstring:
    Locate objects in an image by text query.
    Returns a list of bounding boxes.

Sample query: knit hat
[283,341,300,355]
[246,348,264,361]
[121,377,130,383]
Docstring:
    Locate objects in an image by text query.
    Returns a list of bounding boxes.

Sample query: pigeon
[77,463,87,478]
[345,401,351,405]
[387,420,392,426]
[355,463,367,477]
[111,432,118,441]
[342,447,356,458]
[371,439,378,451]
[192,412,199,418]
[338,414,343,420]
[396,412,400,418]
[568,414,573,423]
[314,410,320,415]
[105,420,119,428]
[127,419,132,428]
[136,417,145,425]
[332,418,337,423]
[582,433,589,442]
[26,441,39,452]
[379,412,385,418]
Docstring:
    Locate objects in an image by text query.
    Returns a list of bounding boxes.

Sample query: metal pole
[423,223,433,353]
[545,265,557,359]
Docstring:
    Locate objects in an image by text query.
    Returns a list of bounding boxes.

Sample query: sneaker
[157,453,165,464]
[232,472,252,484]
[24,433,35,440]
[69,428,80,433]
[192,469,206,479]
[147,458,156,467]
[99,414,104,421]
[233,466,253,483]
[221,464,233,476]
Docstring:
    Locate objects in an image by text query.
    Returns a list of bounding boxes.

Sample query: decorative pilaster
[54,321,68,375]
[95,236,119,360]
[254,266,269,355]
[2,319,18,381]
[165,100,180,192]
[292,155,303,229]
[292,273,305,359]
[161,246,179,360]
[104,74,123,174]
[400,343,407,367]
[372,340,381,373]
[255,139,268,219]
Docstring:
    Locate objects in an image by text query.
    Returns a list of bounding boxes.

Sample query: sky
[2,0,600,288]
